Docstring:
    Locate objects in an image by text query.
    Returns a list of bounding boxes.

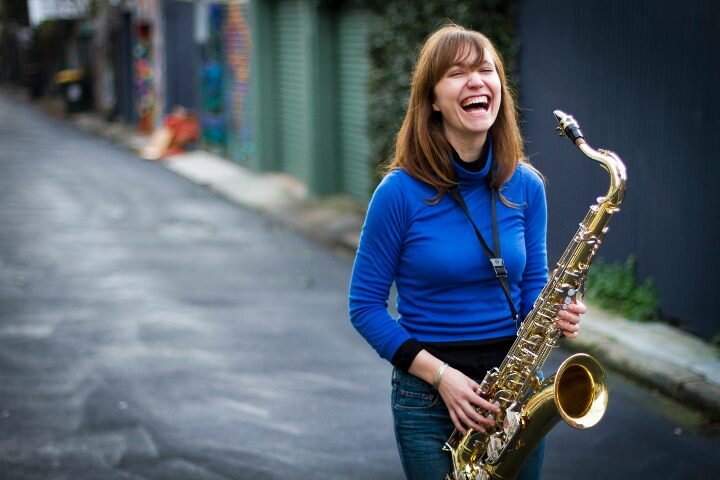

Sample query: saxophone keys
[536,310,553,321]
[486,434,504,462]
[474,471,490,480]
[564,268,581,278]
[503,410,522,437]
[586,235,604,246]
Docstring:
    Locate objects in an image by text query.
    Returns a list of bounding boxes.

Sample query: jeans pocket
[392,371,440,411]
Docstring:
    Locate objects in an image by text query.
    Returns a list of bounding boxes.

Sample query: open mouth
[461,95,490,113]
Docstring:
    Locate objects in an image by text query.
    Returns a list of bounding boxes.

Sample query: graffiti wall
[223,1,253,164]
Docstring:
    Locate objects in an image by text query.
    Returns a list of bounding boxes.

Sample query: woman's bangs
[454,36,487,69]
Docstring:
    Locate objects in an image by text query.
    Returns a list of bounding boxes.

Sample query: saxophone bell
[553,353,608,429]
[479,353,608,480]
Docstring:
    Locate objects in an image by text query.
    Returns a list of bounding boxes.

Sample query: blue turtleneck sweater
[349,149,548,365]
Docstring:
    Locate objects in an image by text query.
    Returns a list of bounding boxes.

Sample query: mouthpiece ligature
[554,109,584,144]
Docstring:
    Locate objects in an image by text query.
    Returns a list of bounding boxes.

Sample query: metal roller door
[337,8,373,200]
[274,0,311,183]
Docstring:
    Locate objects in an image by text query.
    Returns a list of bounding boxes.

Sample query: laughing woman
[348,24,585,480]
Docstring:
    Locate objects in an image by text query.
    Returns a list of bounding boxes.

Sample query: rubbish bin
[55,69,90,113]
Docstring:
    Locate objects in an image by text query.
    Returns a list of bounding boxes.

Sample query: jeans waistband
[392,367,433,388]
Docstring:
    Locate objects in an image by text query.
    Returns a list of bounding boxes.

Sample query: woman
[348,24,585,480]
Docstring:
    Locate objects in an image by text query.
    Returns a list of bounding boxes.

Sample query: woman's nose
[467,71,484,87]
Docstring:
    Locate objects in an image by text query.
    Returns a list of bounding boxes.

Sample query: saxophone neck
[578,144,627,204]
[554,110,627,204]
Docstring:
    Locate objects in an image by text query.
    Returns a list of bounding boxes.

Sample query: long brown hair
[387,23,528,201]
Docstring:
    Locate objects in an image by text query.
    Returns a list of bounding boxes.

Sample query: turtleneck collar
[452,137,494,186]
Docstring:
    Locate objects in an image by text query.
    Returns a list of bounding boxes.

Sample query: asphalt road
[1,92,718,480]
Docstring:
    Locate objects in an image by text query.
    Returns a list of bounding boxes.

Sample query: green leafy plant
[584,255,661,322]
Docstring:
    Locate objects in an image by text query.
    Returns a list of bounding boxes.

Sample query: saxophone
[445,111,627,480]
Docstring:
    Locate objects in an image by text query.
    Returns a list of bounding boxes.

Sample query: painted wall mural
[133,21,155,132]
[223,1,253,163]
[200,3,227,150]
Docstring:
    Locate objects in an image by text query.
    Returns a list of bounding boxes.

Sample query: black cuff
[391,338,424,373]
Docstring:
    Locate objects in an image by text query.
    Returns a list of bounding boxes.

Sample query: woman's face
[431,48,501,145]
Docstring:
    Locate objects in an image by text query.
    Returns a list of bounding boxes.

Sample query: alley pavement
[1,89,719,480]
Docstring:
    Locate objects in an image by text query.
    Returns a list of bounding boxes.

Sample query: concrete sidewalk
[16,90,720,421]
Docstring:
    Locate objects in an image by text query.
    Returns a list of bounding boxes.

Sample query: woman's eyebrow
[451,59,492,70]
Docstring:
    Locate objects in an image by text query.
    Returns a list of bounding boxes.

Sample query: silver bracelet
[432,362,450,390]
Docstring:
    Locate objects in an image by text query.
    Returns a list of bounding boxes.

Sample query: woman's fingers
[455,407,486,433]
[556,310,581,337]
[461,391,498,430]
[556,297,586,337]
[566,299,587,315]
[557,319,580,337]
[448,409,465,433]
[452,399,493,433]
[472,393,499,416]
[440,370,498,433]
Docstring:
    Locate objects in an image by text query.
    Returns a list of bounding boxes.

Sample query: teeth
[461,95,489,108]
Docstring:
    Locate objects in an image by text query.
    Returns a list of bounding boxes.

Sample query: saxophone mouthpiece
[553,110,584,144]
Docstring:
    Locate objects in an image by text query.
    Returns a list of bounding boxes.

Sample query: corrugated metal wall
[274,0,311,184]
[337,7,373,201]
[518,0,720,337]
[252,0,375,197]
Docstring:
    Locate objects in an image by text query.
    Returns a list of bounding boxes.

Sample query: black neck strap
[449,186,519,324]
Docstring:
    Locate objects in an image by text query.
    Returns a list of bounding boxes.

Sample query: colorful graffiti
[200,3,227,150]
[223,1,253,163]
[134,21,154,132]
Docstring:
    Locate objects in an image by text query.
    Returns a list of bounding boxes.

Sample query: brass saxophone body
[445,111,627,480]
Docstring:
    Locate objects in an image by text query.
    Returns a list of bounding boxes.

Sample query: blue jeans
[391,368,545,480]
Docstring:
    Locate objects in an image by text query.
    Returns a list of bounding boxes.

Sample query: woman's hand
[556,297,587,338]
[437,367,499,434]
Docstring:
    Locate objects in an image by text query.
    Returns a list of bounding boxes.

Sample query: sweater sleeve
[519,167,549,318]
[348,173,414,361]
